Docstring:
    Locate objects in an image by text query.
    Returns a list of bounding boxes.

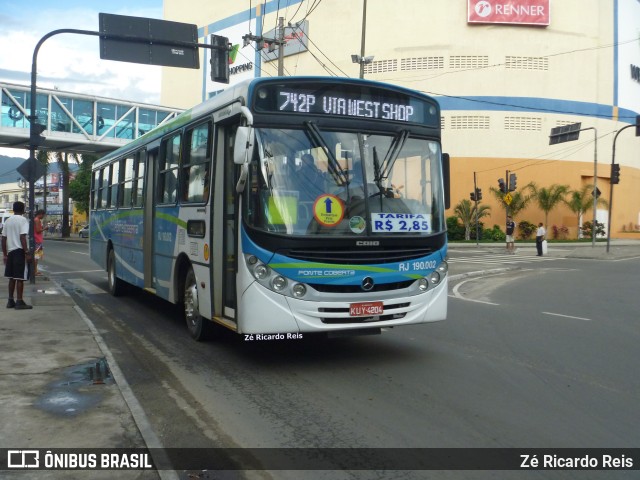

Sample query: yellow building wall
[159,0,640,238]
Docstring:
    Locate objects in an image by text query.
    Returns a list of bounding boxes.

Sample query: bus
[89,77,450,341]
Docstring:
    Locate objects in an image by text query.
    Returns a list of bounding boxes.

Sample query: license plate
[349,301,383,317]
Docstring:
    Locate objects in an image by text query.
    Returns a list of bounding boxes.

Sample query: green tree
[527,182,570,228]
[488,185,533,219]
[68,154,97,215]
[453,198,491,241]
[564,184,609,239]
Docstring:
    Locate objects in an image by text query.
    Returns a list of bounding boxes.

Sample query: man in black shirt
[506,215,516,254]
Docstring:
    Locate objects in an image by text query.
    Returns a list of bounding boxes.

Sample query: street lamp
[351,54,374,78]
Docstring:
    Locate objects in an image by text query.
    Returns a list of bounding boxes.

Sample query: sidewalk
[448,238,640,260]
[0,274,161,479]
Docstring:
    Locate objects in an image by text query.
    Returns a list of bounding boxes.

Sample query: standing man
[536,222,546,257]
[505,215,516,254]
[2,201,33,309]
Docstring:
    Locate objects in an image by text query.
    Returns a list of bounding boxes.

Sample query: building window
[401,57,444,71]
[504,116,542,131]
[505,56,548,71]
[451,116,490,130]
[449,56,489,69]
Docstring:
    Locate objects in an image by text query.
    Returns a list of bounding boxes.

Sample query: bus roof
[93,77,439,170]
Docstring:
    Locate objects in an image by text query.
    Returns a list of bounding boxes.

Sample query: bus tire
[184,266,210,341]
[107,249,125,297]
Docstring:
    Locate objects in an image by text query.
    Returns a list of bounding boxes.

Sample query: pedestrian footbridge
[0,81,183,155]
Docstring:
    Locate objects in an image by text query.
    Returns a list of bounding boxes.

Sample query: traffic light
[611,163,620,184]
[476,188,482,201]
[498,178,506,193]
[508,173,517,191]
[210,34,230,83]
[470,191,476,201]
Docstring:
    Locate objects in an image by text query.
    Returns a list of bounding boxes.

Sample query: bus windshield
[245,124,445,237]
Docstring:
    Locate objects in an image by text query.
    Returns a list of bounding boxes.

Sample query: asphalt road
[40,241,639,480]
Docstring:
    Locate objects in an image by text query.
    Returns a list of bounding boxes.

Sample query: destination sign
[253,82,439,126]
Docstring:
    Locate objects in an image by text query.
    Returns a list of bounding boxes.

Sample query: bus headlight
[272,275,287,291]
[292,283,307,298]
[254,264,270,280]
[418,278,429,291]
[424,260,448,288]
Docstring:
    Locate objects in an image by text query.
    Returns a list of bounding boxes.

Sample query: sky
[0,0,164,102]
[0,0,164,158]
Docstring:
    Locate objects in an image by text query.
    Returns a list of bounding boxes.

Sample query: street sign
[549,122,582,145]
[503,193,513,205]
[16,156,47,183]
[99,13,199,69]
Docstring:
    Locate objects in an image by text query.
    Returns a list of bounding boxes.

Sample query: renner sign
[468,0,550,26]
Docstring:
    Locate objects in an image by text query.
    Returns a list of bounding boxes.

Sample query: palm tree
[527,182,570,228]
[453,198,491,240]
[489,185,533,219]
[564,184,609,238]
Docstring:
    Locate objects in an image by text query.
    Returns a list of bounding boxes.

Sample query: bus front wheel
[184,267,210,341]
[107,249,125,296]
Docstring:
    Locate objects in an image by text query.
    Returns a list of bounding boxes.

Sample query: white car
[78,225,89,238]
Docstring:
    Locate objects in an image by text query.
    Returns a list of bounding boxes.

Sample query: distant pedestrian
[33,209,45,276]
[505,215,516,254]
[536,222,546,256]
[1,201,33,309]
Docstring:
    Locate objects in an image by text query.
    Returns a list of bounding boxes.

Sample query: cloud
[0,3,163,105]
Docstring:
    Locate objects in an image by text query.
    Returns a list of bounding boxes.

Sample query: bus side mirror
[234,126,254,165]
[442,153,450,210]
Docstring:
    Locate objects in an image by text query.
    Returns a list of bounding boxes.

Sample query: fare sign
[468,0,550,26]
[350,301,384,317]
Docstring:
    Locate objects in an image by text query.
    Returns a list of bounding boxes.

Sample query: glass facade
[0,84,181,144]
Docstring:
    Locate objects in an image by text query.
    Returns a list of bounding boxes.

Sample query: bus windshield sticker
[349,216,366,234]
[371,213,432,233]
[312,194,345,227]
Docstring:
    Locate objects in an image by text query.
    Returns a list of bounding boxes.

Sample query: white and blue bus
[89,77,450,341]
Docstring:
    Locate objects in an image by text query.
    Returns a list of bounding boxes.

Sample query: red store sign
[468,0,550,26]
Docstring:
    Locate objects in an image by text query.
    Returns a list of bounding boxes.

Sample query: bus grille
[309,280,414,293]
[282,247,433,265]
[320,303,410,324]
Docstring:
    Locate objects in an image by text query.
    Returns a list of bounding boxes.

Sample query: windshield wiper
[379,130,409,182]
[304,121,349,186]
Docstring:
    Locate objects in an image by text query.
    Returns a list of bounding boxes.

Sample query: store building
[160,0,640,238]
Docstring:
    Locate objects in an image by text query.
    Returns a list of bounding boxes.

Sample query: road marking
[71,250,89,255]
[451,278,500,305]
[542,311,592,321]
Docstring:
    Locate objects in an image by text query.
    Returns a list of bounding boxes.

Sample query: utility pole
[243,18,287,77]
[473,171,479,246]
[277,17,285,76]
[359,0,368,79]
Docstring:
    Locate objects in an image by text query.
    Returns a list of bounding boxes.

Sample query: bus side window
[132,151,145,208]
[181,122,211,203]
[121,156,135,207]
[158,133,181,204]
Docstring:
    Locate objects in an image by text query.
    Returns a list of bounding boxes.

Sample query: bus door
[212,125,238,323]
[143,146,157,291]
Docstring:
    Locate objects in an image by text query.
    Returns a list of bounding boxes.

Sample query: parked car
[78,225,89,238]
